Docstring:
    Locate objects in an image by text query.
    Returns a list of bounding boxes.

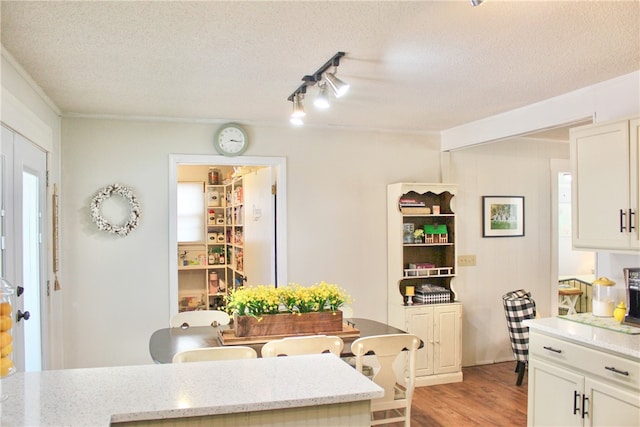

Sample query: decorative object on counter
[405,285,415,305]
[89,183,141,236]
[0,278,16,401]
[482,196,524,237]
[226,282,352,337]
[613,301,628,323]
[592,276,615,317]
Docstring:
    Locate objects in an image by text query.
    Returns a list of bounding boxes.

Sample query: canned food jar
[592,277,616,317]
[0,278,16,378]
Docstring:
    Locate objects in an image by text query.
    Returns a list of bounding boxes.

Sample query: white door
[243,167,275,286]
[0,125,48,372]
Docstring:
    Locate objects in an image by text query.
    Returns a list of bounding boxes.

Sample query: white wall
[449,138,569,366]
[61,116,575,369]
[60,117,441,367]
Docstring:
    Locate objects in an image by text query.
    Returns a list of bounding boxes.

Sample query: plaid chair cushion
[502,290,537,362]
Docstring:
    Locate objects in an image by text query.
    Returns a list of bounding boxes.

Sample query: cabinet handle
[581,395,589,419]
[573,390,580,415]
[630,209,636,232]
[620,209,627,232]
[605,366,630,376]
[543,345,562,354]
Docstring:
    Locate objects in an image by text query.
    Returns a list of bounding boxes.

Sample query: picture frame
[482,196,525,237]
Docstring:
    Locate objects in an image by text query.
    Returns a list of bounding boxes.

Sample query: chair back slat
[169,310,231,328]
[261,335,344,357]
[172,346,257,363]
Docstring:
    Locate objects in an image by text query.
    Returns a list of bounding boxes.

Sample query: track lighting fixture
[287,51,349,125]
[470,0,484,6]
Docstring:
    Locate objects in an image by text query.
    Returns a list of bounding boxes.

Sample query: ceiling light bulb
[314,82,330,109]
[291,94,306,118]
[290,116,304,126]
[325,72,350,98]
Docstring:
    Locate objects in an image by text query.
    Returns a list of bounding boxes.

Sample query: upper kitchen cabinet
[570,118,639,252]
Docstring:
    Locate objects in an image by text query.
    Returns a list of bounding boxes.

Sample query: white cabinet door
[406,307,434,377]
[433,304,461,375]
[528,359,584,427]
[571,121,632,250]
[586,377,640,427]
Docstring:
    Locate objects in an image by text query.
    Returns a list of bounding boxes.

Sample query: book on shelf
[399,198,425,207]
[409,262,436,269]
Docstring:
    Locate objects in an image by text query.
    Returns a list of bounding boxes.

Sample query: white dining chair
[261,335,344,357]
[351,333,420,427]
[169,310,230,328]
[172,346,257,363]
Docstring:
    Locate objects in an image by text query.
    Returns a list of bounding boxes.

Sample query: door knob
[16,286,24,297]
[16,310,30,322]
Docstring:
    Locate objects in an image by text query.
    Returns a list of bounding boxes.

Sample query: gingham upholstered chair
[502,289,537,386]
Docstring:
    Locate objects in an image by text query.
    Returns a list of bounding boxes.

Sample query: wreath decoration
[90,184,141,236]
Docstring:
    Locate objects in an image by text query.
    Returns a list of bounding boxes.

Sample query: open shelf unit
[387,182,462,386]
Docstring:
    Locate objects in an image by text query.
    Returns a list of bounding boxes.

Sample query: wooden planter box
[234,311,343,337]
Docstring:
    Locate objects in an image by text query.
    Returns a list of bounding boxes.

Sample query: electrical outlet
[458,255,476,267]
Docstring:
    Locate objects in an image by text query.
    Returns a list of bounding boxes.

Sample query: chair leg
[515,361,526,386]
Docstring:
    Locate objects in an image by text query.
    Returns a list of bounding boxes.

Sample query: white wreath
[90,184,141,236]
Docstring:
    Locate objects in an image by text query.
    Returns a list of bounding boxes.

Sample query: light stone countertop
[524,316,640,360]
[0,353,383,426]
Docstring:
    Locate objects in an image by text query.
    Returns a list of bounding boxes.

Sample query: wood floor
[407,361,528,426]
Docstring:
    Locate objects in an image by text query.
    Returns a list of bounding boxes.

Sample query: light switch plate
[458,255,476,267]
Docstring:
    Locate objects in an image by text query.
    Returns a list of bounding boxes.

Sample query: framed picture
[482,196,525,237]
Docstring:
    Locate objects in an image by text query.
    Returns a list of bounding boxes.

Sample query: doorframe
[168,154,287,317]
[550,159,567,316]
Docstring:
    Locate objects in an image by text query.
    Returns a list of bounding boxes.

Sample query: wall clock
[213,123,249,157]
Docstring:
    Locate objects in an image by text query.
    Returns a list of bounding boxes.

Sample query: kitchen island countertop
[524,316,640,360]
[0,353,383,426]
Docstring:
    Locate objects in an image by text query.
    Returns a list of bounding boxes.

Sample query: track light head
[325,72,350,98]
[291,93,306,118]
[470,0,484,6]
[313,81,330,109]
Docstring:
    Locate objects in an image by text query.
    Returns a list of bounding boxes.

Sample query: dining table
[149,317,416,363]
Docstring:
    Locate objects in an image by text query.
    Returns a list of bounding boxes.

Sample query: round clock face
[214,124,248,156]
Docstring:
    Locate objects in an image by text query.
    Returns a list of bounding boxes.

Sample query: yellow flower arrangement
[225,281,352,318]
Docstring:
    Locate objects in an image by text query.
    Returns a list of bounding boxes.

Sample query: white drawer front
[530,331,640,392]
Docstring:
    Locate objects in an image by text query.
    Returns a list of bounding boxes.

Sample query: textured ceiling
[1,1,639,137]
